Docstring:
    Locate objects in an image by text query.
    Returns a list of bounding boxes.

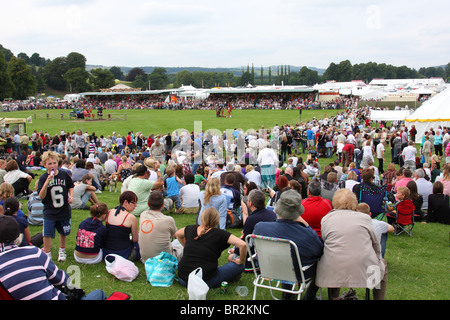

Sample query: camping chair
[392,199,415,236]
[359,183,388,221]
[245,234,313,300]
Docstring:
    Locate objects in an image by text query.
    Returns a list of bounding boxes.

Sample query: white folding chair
[245,234,312,300]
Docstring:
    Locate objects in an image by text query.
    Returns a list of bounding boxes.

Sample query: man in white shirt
[245,165,262,188]
[414,169,433,210]
[402,141,417,171]
[376,140,385,174]
[104,154,118,176]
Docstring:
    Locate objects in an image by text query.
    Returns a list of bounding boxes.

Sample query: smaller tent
[370,110,412,122]
[405,86,450,143]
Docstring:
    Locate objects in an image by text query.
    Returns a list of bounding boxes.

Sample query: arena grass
[8,108,450,300]
[5,108,339,137]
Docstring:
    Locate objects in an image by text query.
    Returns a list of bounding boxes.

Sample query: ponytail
[195,207,220,240]
[3,197,19,216]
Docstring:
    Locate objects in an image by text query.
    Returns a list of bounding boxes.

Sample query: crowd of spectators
[0,98,449,301]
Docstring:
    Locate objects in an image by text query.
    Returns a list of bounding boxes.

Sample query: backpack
[27,192,44,226]
[226,209,243,229]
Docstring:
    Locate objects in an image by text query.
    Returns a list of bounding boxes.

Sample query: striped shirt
[0,244,68,300]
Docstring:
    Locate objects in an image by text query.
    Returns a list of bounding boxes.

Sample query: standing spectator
[376,140,385,174]
[74,129,87,158]
[257,143,279,189]
[37,151,74,262]
[402,141,417,171]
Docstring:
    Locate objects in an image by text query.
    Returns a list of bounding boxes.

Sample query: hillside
[86,65,326,76]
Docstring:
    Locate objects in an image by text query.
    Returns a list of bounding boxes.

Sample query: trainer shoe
[58,248,67,262]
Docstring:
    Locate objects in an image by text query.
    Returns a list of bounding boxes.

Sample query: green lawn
[7,108,450,300]
[5,108,339,137]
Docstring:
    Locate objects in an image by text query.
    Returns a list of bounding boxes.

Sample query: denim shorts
[43,219,71,238]
[169,195,182,209]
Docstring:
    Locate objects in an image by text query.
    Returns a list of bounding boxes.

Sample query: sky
[1,0,449,70]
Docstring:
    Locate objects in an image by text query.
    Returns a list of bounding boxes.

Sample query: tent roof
[406,86,450,122]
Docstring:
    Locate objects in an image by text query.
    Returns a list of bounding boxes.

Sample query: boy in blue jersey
[37,151,74,262]
[164,167,183,214]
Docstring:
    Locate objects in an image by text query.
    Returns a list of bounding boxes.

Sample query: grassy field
[5,108,450,300]
[3,108,340,137]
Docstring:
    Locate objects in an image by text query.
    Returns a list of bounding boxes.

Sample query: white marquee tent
[370,109,412,121]
[405,86,450,143]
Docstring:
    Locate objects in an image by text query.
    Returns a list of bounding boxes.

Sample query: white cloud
[1,0,449,69]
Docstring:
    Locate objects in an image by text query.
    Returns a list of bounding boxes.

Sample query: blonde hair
[347,170,357,181]
[397,186,410,198]
[443,168,450,181]
[0,183,14,200]
[41,151,60,165]
[332,188,358,210]
[195,207,220,240]
[203,178,221,205]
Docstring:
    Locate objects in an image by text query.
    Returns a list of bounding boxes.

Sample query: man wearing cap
[253,189,323,300]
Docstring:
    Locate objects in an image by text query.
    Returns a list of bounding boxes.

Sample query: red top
[301,196,333,238]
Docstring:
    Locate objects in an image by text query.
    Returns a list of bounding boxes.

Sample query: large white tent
[405,86,450,143]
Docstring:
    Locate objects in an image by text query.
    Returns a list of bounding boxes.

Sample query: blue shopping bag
[144,252,178,287]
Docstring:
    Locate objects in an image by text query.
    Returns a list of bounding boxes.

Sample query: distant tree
[260,65,264,85]
[0,51,14,99]
[445,63,450,81]
[132,74,148,90]
[126,67,146,82]
[323,62,338,81]
[42,57,69,91]
[30,53,47,67]
[336,60,353,82]
[34,68,46,93]
[175,70,194,88]
[90,68,115,91]
[17,53,30,64]
[239,71,253,86]
[7,56,37,99]
[109,66,124,80]
[63,67,91,93]
[66,52,87,70]
[148,67,168,90]
[295,66,320,85]
[268,66,272,84]
[0,45,14,62]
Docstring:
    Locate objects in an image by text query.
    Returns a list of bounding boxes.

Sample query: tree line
[1,44,449,101]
